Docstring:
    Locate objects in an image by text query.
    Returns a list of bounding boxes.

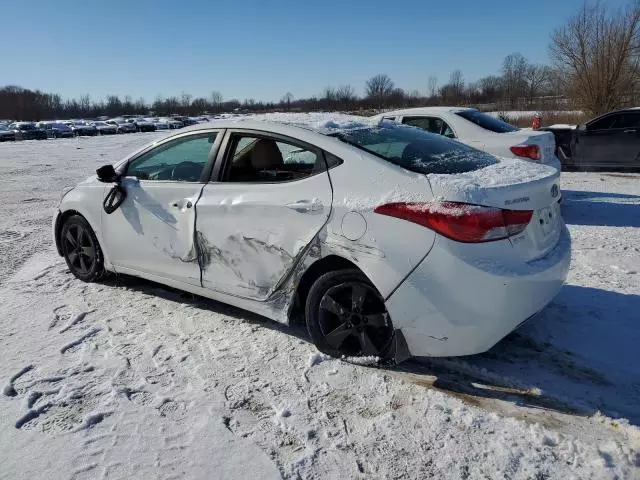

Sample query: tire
[305,269,394,358]
[60,215,106,282]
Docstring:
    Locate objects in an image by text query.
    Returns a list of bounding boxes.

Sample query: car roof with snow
[174,114,383,138]
[379,106,477,116]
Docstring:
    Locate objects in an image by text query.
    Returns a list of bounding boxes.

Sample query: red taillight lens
[510,144,541,160]
[373,202,533,243]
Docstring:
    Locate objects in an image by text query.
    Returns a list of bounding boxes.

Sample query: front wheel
[305,269,394,358]
[60,215,106,282]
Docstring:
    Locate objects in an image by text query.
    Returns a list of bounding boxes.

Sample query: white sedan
[376,107,561,170]
[53,118,570,361]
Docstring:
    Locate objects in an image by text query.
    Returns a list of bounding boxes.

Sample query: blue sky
[1,0,630,103]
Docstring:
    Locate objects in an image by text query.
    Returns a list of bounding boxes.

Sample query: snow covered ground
[0,129,639,479]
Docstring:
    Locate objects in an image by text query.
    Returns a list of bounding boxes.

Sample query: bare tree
[502,53,529,106]
[427,76,438,97]
[478,75,503,100]
[210,91,223,112]
[181,92,192,108]
[524,64,551,102]
[365,74,395,107]
[334,85,357,109]
[281,92,294,110]
[550,0,640,114]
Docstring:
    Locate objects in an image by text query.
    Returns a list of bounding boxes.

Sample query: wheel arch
[55,209,83,256]
[290,254,369,324]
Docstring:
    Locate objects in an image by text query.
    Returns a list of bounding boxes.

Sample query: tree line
[1,0,638,121]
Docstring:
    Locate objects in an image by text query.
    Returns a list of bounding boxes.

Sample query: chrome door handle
[286,200,323,213]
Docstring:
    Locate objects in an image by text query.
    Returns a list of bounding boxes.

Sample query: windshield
[455,110,519,133]
[332,124,498,174]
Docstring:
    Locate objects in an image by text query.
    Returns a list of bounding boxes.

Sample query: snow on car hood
[428,157,561,209]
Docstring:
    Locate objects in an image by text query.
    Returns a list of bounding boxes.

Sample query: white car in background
[376,107,561,170]
[53,119,569,361]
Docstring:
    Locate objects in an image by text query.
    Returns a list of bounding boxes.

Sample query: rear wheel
[61,215,105,282]
[305,269,394,358]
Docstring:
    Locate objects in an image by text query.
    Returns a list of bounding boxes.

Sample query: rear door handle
[286,199,323,213]
[624,129,637,134]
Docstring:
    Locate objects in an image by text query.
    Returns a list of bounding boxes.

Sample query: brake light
[373,202,533,243]
[510,145,541,160]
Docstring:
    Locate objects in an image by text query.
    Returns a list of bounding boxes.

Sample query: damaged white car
[53,119,570,361]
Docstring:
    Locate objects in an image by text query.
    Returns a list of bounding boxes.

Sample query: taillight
[373,202,533,243]
[510,145,541,160]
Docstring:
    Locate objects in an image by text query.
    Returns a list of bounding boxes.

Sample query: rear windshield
[19,123,36,130]
[332,124,497,174]
[455,110,519,133]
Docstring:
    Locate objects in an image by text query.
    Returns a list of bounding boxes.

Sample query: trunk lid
[427,158,563,261]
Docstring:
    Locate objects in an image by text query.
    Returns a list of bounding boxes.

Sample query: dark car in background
[36,122,74,138]
[8,122,47,140]
[92,121,118,135]
[544,108,640,172]
[0,124,15,141]
[64,121,98,136]
[126,117,157,132]
[106,119,137,133]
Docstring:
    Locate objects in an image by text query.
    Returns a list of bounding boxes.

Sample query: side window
[588,115,616,131]
[402,116,455,137]
[127,133,217,182]
[225,134,323,183]
[324,152,344,169]
[610,113,640,129]
[442,121,456,138]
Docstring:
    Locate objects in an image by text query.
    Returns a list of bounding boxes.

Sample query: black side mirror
[96,164,119,183]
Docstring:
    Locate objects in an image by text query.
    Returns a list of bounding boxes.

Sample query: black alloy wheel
[306,270,394,358]
[61,215,105,282]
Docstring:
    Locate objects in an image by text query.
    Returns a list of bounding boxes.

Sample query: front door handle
[624,129,637,134]
[171,199,193,209]
[286,199,323,213]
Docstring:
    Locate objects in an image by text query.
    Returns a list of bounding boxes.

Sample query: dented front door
[101,131,222,285]
[102,180,205,285]
[196,167,333,301]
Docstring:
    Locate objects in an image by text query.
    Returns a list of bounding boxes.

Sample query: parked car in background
[151,118,170,130]
[0,124,15,142]
[53,119,568,361]
[36,122,74,138]
[543,108,640,172]
[164,117,184,129]
[8,122,48,140]
[106,119,137,134]
[92,121,118,135]
[64,121,98,136]
[126,118,157,132]
[376,107,561,170]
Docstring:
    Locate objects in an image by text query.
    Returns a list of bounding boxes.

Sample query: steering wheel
[170,161,202,181]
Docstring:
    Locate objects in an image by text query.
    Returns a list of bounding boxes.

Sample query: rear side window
[332,125,497,175]
[455,110,519,133]
[224,134,325,183]
[403,116,442,134]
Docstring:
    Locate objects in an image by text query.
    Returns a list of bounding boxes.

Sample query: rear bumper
[385,226,571,357]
